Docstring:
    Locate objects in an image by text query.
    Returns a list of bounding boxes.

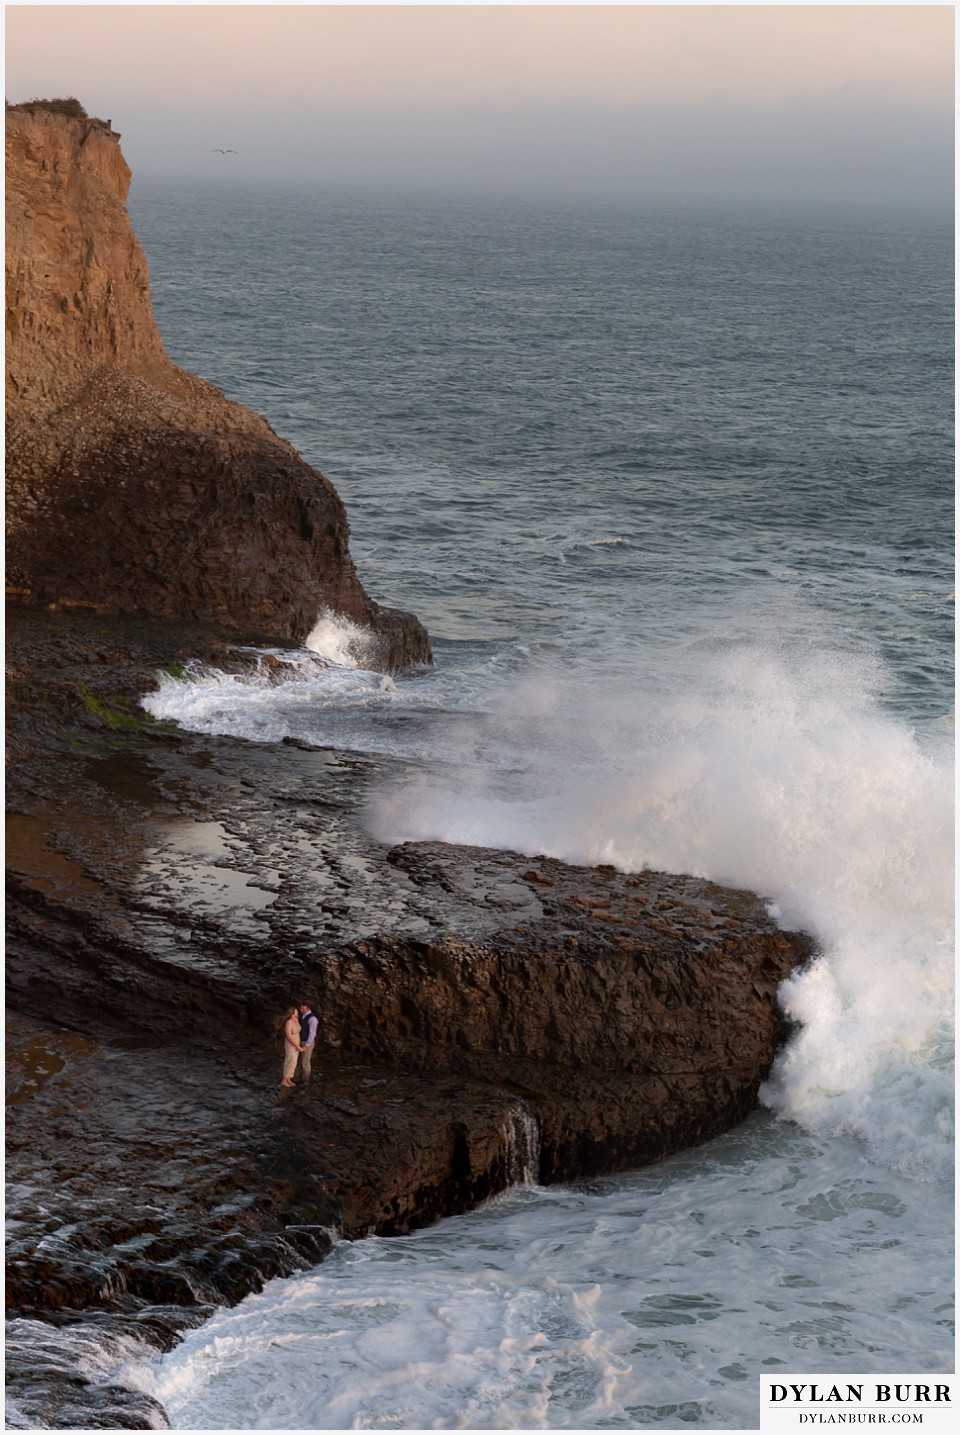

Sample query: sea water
[102,181,953,1426]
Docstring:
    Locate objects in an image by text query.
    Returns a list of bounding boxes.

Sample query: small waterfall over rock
[504,1104,541,1186]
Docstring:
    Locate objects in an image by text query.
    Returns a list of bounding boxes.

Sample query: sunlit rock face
[4,105,430,668]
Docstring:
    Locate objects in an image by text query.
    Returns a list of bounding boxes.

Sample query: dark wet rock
[6,1307,182,1428]
[4,606,816,1425]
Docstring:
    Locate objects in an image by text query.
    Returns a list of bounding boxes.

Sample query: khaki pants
[299,1044,315,1082]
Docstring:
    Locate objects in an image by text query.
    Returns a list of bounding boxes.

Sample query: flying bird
[211,148,237,154]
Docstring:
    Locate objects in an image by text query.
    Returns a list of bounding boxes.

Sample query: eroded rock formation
[4,105,430,668]
[4,608,816,1427]
[6,611,815,1283]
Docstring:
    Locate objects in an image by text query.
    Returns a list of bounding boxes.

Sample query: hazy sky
[4,4,955,205]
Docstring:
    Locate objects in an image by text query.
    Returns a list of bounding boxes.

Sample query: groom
[297,1001,319,1084]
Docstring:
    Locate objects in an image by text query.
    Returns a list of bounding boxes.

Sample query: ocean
[89,178,954,1427]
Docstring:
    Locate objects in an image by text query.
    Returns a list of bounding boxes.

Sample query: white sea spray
[369,639,954,1185]
[305,609,378,669]
[144,624,953,1186]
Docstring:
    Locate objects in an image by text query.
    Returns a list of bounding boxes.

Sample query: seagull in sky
[211,148,237,154]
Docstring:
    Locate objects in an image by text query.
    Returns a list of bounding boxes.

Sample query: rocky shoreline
[6,106,814,1424]
[5,605,817,1428]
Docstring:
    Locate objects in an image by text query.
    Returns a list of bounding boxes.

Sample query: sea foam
[104,1127,954,1429]
[143,648,396,747]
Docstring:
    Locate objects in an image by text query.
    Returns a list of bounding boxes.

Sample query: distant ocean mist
[124,183,952,1426]
[124,92,955,208]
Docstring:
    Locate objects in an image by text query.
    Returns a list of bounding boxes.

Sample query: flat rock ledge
[5,609,816,1428]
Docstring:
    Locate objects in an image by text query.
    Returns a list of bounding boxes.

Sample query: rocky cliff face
[4,106,430,668]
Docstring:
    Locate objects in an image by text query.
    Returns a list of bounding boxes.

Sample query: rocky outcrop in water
[5,612,816,1410]
[4,104,430,668]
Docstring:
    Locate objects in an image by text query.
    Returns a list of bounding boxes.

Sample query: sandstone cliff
[4,105,430,667]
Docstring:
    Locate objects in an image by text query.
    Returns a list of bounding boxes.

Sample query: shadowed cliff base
[4,104,429,669]
[5,608,816,1427]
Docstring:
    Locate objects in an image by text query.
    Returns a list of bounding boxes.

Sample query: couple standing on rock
[280,1002,318,1088]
